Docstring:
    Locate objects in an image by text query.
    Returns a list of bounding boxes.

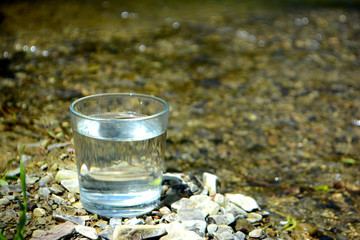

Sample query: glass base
[81,198,159,218]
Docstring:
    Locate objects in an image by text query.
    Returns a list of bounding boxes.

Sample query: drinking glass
[70,93,169,217]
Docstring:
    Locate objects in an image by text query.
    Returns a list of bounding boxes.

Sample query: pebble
[225,194,260,212]
[246,212,263,223]
[248,228,264,238]
[75,225,99,240]
[39,187,51,198]
[52,212,86,225]
[161,222,204,240]
[233,231,246,240]
[234,219,256,234]
[49,184,64,195]
[33,208,46,217]
[177,208,205,221]
[55,170,78,182]
[60,179,79,193]
[40,174,54,184]
[208,212,235,225]
[181,220,207,237]
[0,198,10,206]
[113,224,167,240]
[50,194,70,205]
[109,218,122,227]
[212,225,234,240]
[202,172,220,196]
[26,176,39,185]
[125,217,145,225]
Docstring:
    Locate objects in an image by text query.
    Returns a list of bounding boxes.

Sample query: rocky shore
[1,148,280,240]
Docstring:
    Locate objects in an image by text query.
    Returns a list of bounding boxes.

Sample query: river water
[0,0,359,239]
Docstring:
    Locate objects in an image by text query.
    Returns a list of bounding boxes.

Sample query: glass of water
[70,93,169,218]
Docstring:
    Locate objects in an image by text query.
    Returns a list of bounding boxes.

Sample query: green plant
[0,156,27,240]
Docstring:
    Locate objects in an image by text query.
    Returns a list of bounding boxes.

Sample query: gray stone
[51,194,70,205]
[177,208,205,221]
[26,176,39,185]
[248,228,264,238]
[246,212,262,223]
[225,203,248,218]
[39,187,51,198]
[171,198,194,211]
[113,224,167,240]
[1,210,17,222]
[53,212,86,225]
[181,220,207,237]
[213,225,234,240]
[40,174,54,184]
[75,225,99,240]
[61,179,79,193]
[208,212,235,225]
[49,184,64,195]
[0,198,10,206]
[225,194,260,212]
[99,229,114,240]
[233,231,246,240]
[31,221,76,240]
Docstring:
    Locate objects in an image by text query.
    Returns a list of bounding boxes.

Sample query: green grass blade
[14,157,27,240]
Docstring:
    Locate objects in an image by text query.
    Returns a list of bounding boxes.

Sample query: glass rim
[70,93,169,122]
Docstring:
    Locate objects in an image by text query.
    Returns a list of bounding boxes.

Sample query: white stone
[202,172,219,196]
[161,222,205,240]
[75,225,98,240]
[61,179,79,193]
[225,194,260,212]
[55,170,78,182]
[248,228,264,238]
